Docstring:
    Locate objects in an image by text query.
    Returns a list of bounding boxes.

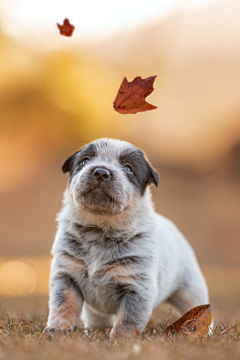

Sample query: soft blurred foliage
[0,1,240,318]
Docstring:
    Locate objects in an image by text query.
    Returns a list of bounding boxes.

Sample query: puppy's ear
[62,151,79,174]
[147,163,159,187]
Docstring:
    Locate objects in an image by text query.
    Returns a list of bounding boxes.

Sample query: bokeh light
[0,261,37,297]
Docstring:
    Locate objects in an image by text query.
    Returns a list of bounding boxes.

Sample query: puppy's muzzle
[92,167,112,182]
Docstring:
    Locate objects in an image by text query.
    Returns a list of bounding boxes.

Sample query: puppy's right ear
[147,163,159,187]
[62,151,79,174]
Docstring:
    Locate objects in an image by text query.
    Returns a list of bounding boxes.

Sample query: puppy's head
[62,138,158,215]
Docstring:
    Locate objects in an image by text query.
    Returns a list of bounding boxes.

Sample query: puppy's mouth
[81,186,117,203]
[76,183,124,215]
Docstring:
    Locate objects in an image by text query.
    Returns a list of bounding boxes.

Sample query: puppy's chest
[64,238,144,293]
[59,227,153,307]
[71,244,139,286]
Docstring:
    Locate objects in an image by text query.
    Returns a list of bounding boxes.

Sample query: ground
[0,297,239,360]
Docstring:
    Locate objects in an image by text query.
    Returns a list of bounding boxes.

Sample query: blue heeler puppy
[46,138,209,340]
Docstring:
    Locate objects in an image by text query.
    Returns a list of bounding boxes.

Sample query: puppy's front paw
[45,318,77,334]
[42,326,56,337]
[43,325,77,337]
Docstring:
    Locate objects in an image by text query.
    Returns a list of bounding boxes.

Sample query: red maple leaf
[113,76,157,114]
[57,18,75,37]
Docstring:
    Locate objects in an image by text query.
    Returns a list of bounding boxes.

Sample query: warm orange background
[0,1,239,321]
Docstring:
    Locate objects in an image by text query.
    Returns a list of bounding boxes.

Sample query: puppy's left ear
[62,151,79,174]
[147,163,159,187]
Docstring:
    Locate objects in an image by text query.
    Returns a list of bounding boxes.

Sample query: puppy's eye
[122,164,133,173]
[81,157,90,166]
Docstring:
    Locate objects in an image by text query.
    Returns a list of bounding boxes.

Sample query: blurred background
[0,0,239,324]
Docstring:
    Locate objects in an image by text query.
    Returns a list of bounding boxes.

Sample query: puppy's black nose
[93,167,111,181]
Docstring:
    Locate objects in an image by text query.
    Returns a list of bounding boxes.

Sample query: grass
[0,312,239,360]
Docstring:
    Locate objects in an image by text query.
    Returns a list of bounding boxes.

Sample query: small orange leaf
[57,19,75,37]
[134,325,140,336]
[113,76,157,114]
[164,304,212,336]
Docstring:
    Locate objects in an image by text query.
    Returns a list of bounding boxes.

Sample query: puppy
[46,138,209,339]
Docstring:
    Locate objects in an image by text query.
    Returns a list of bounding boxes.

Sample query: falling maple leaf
[113,76,157,114]
[57,19,75,37]
[164,304,212,336]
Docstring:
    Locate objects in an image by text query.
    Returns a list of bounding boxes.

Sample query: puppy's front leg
[110,291,152,341]
[46,272,83,332]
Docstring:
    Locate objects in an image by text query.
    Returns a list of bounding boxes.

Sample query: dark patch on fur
[62,143,97,176]
[72,223,84,231]
[61,231,88,258]
[73,223,105,244]
[106,255,149,267]
[62,151,80,174]
[122,291,149,329]
[51,272,83,306]
[78,225,104,236]
[113,283,137,301]
[73,223,145,247]
[128,233,144,242]
[119,148,158,195]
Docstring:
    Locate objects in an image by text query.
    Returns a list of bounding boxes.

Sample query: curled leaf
[113,76,157,114]
[57,19,75,37]
[164,304,212,336]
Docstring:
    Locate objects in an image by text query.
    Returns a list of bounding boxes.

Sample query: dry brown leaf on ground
[164,304,212,336]
[57,19,75,37]
[113,76,157,114]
